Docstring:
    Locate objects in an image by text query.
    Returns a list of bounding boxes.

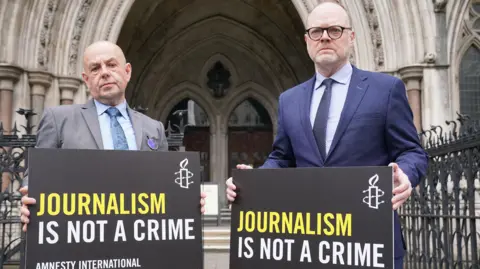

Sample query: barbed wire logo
[362,174,385,209]
[175,158,194,189]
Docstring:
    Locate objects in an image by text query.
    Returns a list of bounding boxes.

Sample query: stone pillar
[215,115,228,209]
[0,65,23,133]
[398,65,423,132]
[28,71,53,127]
[58,76,82,105]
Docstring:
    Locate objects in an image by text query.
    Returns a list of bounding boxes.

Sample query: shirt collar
[94,99,129,118]
[315,62,353,90]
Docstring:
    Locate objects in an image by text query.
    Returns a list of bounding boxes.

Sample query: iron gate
[399,113,480,269]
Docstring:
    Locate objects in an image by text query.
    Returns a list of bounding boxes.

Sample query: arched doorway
[165,98,211,183]
[227,98,273,177]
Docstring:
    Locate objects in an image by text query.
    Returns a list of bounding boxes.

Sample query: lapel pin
[147,136,158,150]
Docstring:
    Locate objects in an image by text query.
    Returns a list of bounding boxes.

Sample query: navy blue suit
[260,65,428,265]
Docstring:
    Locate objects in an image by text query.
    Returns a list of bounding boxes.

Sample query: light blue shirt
[310,63,353,154]
[94,99,137,150]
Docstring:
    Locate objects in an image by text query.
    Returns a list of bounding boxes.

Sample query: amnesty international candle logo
[175,158,194,189]
[24,149,203,269]
[363,174,385,209]
[229,167,394,269]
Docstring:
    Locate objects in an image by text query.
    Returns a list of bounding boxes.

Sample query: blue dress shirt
[94,99,137,150]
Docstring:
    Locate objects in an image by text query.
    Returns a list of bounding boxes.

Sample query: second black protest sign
[230,166,393,269]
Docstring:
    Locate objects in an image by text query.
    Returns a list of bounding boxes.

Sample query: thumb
[388,162,398,173]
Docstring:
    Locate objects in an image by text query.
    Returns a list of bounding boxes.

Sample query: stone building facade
[0,0,479,207]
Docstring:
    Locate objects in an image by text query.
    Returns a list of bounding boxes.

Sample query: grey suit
[34,99,168,151]
[23,99,168,185]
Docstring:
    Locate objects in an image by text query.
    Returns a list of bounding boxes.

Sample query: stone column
[58,76,82,105]
[398,65,423,132]
[28,71,53,127]
[0,65,23,133]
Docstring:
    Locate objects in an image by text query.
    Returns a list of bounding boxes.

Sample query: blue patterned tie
[105,107,129,150]
[313,78,335,160]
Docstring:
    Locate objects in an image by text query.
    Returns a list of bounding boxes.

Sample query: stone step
[203,227,231,251]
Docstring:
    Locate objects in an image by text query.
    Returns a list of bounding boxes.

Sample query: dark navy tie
[106,107,129,150]
[313,78,335,160]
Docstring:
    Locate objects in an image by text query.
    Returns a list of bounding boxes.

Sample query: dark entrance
[227,98,273,177]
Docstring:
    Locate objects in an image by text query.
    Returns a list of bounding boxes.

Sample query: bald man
[20,41,206,230]
[226,2,427,268]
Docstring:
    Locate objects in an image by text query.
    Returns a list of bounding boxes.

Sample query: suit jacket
[23,99,168,185]
[261,65,428,259]
[35,99,168,151]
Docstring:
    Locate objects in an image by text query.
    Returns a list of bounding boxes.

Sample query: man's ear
[81,72,88,84]
[125,63,132,80]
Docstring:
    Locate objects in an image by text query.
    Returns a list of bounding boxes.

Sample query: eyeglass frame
[305,26,352,40]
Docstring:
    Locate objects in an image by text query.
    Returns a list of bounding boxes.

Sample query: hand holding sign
[226,164,252,203]
[389,162,412,210]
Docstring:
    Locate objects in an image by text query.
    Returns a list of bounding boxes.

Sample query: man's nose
[320,30,331,42]
[100,65,110,78]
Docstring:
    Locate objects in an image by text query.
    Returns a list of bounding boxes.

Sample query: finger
[20,215,29,225]
[392,188,411,206]
[200,199,205,206]
[393,181,410,195]
[200,192,206,198]
[226,178,236,190]
[21,196,36,205]
[19,186,28,195]
[227,188,236,197]
[20,206,30,217]
[236,164,252,169]
[227,194,236,202]
[23,223,27,232]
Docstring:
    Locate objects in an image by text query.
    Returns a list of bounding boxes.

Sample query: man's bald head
[306,1,351,29]
[303,0,355,77]
[81,40,132,106]
[83,41,127,71]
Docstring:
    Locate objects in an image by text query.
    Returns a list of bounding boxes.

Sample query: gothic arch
[142,34,286,109]
[156,81,217,131]
[450,0,480,119]
[220,82,278,135]
[133,15,301,105]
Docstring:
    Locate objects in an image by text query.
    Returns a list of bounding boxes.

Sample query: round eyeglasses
[305,26,351,40]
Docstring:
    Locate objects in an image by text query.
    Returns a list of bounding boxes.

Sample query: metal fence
[1,108,479,268]
[399,113,480,269]
[0,108,187,265]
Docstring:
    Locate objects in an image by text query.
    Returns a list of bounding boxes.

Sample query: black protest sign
[229,166,393,269]
[24,148,203,269]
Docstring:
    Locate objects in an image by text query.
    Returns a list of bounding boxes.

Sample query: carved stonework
[206,61,231,98]
[362,0,384,71]
[38,0,58,69]
[423,52,437,63]
[105,0,125,39]
[68,0,93,76]
[433,0,447,13]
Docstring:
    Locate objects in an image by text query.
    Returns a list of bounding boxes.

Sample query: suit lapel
[327,66,369,160]
[128,107,143,150]
[80,99,103,149]
[299,76,323,163]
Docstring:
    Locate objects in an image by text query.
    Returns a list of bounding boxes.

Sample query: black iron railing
[399,112,480,269]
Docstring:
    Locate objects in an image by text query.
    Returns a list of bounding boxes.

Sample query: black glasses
[305,26,351,40]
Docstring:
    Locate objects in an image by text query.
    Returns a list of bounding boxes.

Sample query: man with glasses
[225,1,428,268]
